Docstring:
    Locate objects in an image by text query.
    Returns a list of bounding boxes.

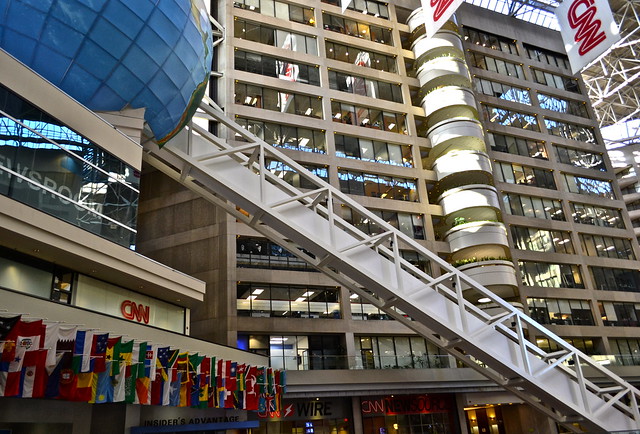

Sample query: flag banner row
[0,316,285,411]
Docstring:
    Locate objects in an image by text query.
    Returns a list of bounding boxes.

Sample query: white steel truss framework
[581,0,640,129]
[142,95,640,433]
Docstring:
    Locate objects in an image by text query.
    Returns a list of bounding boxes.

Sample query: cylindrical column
[408,10,518,302]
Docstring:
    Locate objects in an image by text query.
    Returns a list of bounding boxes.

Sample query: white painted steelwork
[143,96,640,433]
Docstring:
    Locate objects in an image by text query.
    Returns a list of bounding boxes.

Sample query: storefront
[255,397,352,433]
[360,393,459,434]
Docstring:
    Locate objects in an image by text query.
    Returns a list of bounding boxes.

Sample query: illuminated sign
[121,300,150,324]
[361,394,453,416]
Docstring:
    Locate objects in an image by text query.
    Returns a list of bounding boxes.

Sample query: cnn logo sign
[556,0,619,73]
[121,300,150,324]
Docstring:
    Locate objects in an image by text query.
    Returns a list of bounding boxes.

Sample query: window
[234,50,320,85]
[486,132,547,159]
[495,162,556,189]
[235,117,326,153]
[326,41,396,73]
[342,208,425,240]
[610,339,640,365]
[468,52,525,78]
[335,134,413,167]
[502,193,564,220]
[235,19,317,55]
[564,174,614,199]
[239,334,346,370]
[580,234,635,260]
[234,0,315,25]
[535,337,598,355]
[570,203,624,228]
[555,145,605,171]
[237,283,340,319]
[591,266,640,293]
[236,236,317,271]
[481,105,538,131]
[265,160,328,189]
[527,298,594,325]
[474,78,531,105]
[328,70,403,103]
[322,0,390,18]
[511,226,574,253]
[538,93,589,118]
[600,302,640,327]
[322,13,392,44]
[463,27,518,55]
[0,85,139,248]
[354,336,450,369]
[519,261,583,288]
[531,68,580,93]
[331,101,407,134]
[338,169,417,201]
[235,82,322,118]
[544,118,595,143]
[524,44,570,69]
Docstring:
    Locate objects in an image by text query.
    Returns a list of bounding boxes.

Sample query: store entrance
[465,406,505,434]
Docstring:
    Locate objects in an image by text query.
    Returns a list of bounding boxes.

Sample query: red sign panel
[361,394,453,416]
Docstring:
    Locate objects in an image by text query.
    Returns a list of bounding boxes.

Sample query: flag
[126,341,146,404]
[0,319,45,397]
[188,353,204,408]
[279,369,287,394]
[45,329,76,399]
[245,365,259,410]
[113,340,133,402]
[106,336,122,375]
[267,367,275,396]
[217,359,227,408]
[44,325,76,374]
[1,319,44,363]
[0,315,20,359]
[420,0,465,39]
[341,0,352,12]
[199,356,211,409]
[235,364,246,409]
[74,371,94,402]
[151,346,170,406]
[19,349,47,398]
[136,345,155,405]
[169,372,182,407]
[72,330,94,373]
[176,352,190,407]
[124,341,144,404]
[555,0,620,73]
[90,333,109,373]
[95,361,114,403]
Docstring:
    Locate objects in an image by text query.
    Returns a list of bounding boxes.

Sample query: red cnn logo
[121,300,150,324]
[430,0,455,21]
[567,0,606,55]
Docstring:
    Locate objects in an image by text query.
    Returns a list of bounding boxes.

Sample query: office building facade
[1,0,640,433]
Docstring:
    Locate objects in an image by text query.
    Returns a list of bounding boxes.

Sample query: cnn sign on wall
[556,0,620,73]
